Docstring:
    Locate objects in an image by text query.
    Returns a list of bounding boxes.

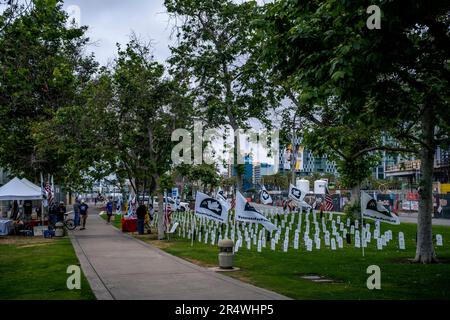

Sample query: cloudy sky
[61,0,283,171]
[63,0,175,66]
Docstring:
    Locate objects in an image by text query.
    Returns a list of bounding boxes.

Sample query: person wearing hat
[105,197,114,224]
[57,201,66,222]
[73,198,81,227]
[79,200,89,230]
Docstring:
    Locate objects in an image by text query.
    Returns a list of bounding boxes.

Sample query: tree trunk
[350,183,361,206]
[157,191,165,240]
[291,147,297,185]
[154,175,165,240]
[414,105,437,263]
[233,124,243,193]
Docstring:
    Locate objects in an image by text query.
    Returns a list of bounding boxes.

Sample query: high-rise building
[227,154,255,191]
[278,144,338,177]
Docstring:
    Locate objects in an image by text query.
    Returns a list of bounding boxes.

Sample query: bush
[343,202,360,221]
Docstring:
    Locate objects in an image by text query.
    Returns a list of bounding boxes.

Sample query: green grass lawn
[136,213,450,300]
[100,213,122,229]
[0,237,95,300]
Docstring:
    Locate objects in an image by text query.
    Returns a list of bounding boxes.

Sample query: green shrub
[343,202,360,221]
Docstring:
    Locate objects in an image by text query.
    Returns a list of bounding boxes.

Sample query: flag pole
[164,189,167,236]
[40,173,44,228]
[360,190,365,257]
[191,211,195,247]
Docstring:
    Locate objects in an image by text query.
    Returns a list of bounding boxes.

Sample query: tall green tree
[106,38,193,238]
[259,0,449,263]
[0,0,96,182]
[165,0,277,192]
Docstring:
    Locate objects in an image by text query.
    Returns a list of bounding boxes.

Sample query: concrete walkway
[69,208,289,300]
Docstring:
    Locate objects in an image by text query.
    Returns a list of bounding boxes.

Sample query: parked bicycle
[49,213,76,231]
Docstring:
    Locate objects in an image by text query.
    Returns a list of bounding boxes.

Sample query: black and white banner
[288,184,306,204]
[216,188,230,211]
[216,188,226,202]
[260,185,273,205]
[195,191,228,223]
[236,191,277,232]
[361,191,400,225]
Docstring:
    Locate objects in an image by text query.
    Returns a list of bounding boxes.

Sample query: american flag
[164,204,172,232]
[324,186,334,211]
[45,182,54,207]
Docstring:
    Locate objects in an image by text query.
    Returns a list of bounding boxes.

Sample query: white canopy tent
[20,178,42,195]
[0,177,43,201]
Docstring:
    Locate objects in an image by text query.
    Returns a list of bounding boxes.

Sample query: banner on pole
[361,191,400,225]
[235,191,277,232]
[260,184,273,205]
[216,188,231,212]
[195,191,228,223]
[288,184,306,204]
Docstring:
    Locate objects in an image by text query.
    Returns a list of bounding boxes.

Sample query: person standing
[49,203,58,226]
[136,203,147,235]
[57,201,66,222]
[106,198,113,223]
[79,200,89,230]
[73,198,81,227]
[23,200,33,222]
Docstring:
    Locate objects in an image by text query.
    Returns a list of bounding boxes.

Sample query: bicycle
[49,213,76,231]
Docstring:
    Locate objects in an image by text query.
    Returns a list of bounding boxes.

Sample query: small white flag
[235,192,277,232]
[361,191,400,225]
[259,185,273,205]
[195,191,228,223]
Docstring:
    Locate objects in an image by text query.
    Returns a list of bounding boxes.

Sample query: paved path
[69,208,289,300]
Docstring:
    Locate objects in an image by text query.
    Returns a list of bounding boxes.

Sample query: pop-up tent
[0,177,43,201]
[20,178,42,195]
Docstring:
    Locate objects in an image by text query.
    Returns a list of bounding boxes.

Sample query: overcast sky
[61,0,284,171]
[63,0,175,66]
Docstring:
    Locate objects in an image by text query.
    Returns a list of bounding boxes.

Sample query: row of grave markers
[161,206,444,253]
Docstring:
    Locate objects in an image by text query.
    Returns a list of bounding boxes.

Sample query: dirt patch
[0,236,55,246]
[18,243,55,249]
[145,239,174,250]
[295,273,342,284]
[184,257,216,268]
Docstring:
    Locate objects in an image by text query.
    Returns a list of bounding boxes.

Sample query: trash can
[218,239,234,269]
[54,222,64,237]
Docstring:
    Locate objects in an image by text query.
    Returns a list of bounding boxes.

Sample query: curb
[68,231,115,300]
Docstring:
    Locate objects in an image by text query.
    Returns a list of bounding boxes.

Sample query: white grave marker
[355,236,360,248]
[315,238,321,250]
[338,237,343,248]
[436,234,443,246]
[377,238,383,250]
[331,238,337,250]
[307,239,313,251]
[398,232,405,250]
[283,240,288,252]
